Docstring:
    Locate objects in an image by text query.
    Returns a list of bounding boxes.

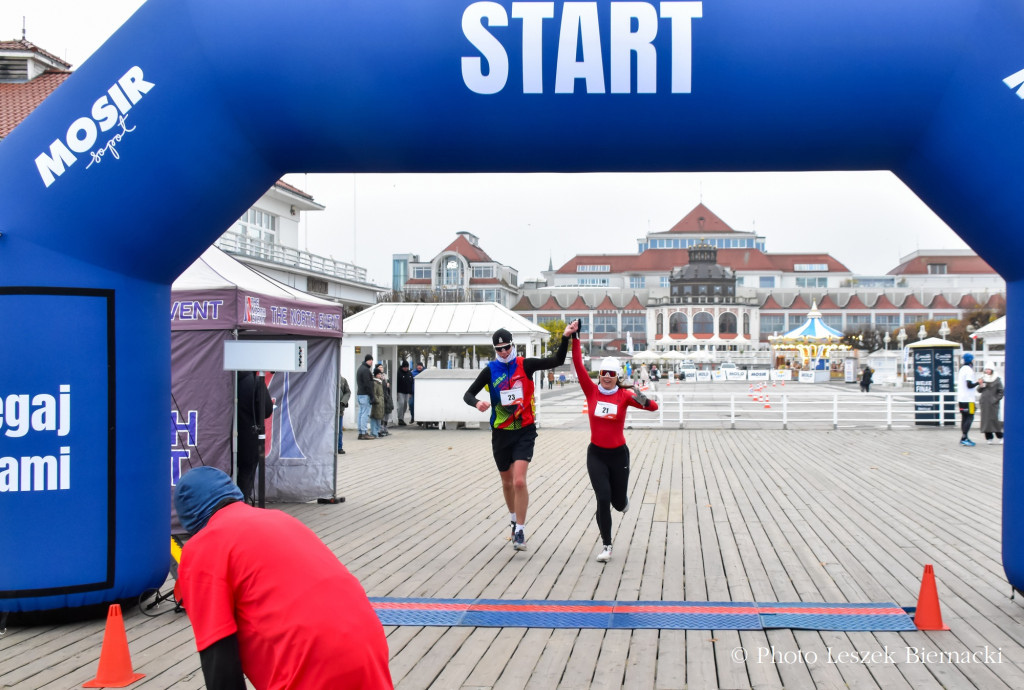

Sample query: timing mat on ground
[369,598,917,631]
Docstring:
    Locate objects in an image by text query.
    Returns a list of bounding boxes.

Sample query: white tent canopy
[340,302,550,428]
[343,302,547,346]
[974,315,1006,344]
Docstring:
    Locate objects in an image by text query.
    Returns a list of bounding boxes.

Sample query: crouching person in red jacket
[175,466,393,689]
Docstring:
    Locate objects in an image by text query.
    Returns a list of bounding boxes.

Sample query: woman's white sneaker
[596,545,613,562]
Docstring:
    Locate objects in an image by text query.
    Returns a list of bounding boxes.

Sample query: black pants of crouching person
[587,443,630,546]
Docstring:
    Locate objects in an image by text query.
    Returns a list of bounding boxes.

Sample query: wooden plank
[3,427,1024,690]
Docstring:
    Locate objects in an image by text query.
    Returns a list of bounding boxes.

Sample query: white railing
[216,232,369,283]
[619,391,960,430]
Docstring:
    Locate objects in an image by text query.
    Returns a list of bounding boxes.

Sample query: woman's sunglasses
[495,344,513,353]
[600,370,618,377]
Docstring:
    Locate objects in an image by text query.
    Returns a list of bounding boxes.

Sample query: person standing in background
[957,352,980,447]
[978,365,1005,444]
[370,365,386,438]
[396,361,414,426]
[337,374,351,454]
[356,354,375,440]
[410,361,425,425]
[236,371,274,504]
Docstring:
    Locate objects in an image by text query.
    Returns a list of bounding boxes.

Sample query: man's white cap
[599,357,620,373]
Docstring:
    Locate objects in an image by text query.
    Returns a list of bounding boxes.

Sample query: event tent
[170,247,344,506]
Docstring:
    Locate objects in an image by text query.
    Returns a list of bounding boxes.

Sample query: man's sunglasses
[494,344,513,353]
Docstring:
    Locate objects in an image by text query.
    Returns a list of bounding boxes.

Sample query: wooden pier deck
[3,424,1023,689]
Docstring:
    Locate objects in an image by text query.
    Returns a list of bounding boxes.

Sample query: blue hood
[174,467,243,534]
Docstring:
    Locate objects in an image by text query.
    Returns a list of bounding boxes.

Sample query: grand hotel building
[396,203,1004,355]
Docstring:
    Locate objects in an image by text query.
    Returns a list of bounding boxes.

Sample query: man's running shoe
[596,545,612,562]
[509,521,516,542]
[960,439,976,447]
[513,529,527,551]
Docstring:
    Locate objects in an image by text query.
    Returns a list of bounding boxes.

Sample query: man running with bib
[464,321,578,551]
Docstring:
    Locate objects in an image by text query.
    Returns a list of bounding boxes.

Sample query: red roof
[273,179,315,201]
[565,295,590,310]
[843,294,868,309]
[468,277,500,285]
[900,294,926,309]
[986,294,1006,309]
[957,294,980,309]
[556,248,849,274]
[536,295,563,311]
[0,70,70,138]
[663,203,738,234]
[440,234,493,263]
[815,294,840,309]
[760,295,784,309]
[0,39,71,68]
[594,295,617,311]
[788,295,810,310]
[512,295,535,310]
[622,295,646,311]
[887,253,997,275]
[928,294,955,309]
[872,294,898,309]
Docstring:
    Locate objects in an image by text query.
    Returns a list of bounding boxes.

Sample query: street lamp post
[939,320,951,340]
[918,324,927,341]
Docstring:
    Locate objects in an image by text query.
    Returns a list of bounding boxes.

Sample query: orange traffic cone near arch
[913,564,949,630]
[83,604,145,687]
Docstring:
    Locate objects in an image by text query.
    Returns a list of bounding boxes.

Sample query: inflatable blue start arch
[1,0,1023,614]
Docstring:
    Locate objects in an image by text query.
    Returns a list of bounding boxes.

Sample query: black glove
[572,318,581,339]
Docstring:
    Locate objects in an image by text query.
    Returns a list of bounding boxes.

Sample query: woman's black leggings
[587,443,630,546]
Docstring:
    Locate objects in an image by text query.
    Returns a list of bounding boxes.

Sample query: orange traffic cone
[913,564,949,630]
[581,402,588,414]
[83,604,145,687]
[764,396,771,409]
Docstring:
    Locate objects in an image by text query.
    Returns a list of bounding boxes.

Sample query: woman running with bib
[571,327,658,562]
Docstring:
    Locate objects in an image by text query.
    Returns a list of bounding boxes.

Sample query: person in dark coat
[978,366,1005,444]
[859,365,873,392]
[396,362,414,425]
[375,364,394,436]
[236,371,274,504]
[356,354,375,440]
[370,367,386,438]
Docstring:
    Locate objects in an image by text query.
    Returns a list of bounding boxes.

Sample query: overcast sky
[5,1,971,287]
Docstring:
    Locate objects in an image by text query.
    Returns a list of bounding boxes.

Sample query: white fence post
[833,395,839,430]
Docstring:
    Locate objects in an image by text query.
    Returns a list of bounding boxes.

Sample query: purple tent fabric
[170,248,343,516]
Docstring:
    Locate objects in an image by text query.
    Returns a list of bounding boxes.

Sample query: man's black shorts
[491,425,538,472]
